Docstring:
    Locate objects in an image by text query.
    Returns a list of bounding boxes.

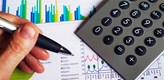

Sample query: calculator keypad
[114,45,125,55]
[112,26,123,36]
[75,0,164,80]
[139,2,150,10]
[154,28,164,38]
[142,19,153,28]
[92,26,103,35]
[133,27,144,37]
[101,17,112,26]
[135,46,147,56]
[144,37,156,47]
[160,3,164,11]
[119,1,130,9]
[123,36,135,46]
[103,35,114,45]
[150,10,162,20]
[110,9,121,18]
[121,18,132,27]
[126,55,137,65]
[130,9,141,18]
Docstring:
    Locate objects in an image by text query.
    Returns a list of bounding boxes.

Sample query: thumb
[0,22,38,79]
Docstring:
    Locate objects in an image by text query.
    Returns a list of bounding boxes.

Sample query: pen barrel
[0,17,18,33]
[0,17,63,53]
[36,34,61,53]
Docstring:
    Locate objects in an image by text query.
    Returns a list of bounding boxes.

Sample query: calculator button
[114,45,125,55]
[148,0,158,3]
[121,18,132,27]
[139,2,150,10]
[154,28,164,38]
[126,55,137,65]
[133,27,144,37]
[130,9,141,18]
[110,9,121,18]
[150,11,162,20]
[112,26,123,36]
[93,26,103,35]
[101,17,112,26]
[160,3,164,11]
[142,19,153,28]
[123,36,135,46]
[119,1,130,9]
[135,46,147,56]
[144,37,156,47]
[103,35,114,45]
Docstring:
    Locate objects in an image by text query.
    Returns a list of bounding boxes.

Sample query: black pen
[0,17,73,56]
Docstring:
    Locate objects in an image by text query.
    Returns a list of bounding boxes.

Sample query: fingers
[18,60,34,73]
[0,21,39,78]
[0,29,5,36]
[0,32,10,48]
[31,46,49,60]
[18,47,49,73]
[0,12,49,78]
[24,53,44,73]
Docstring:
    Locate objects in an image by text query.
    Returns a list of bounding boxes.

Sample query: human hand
[0,12,49,79]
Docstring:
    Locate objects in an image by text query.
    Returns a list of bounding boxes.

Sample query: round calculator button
[142,19,153,28]
[148,0,158,3]
[103,35,114,45]
[119,1,130,9]
[144,37,156,47]
[150,11,162,20]
[160,3,164,11]
[133,27,144,37]
[123,36,135,46]
[93,26,103,35]
[114,45,125,55]
[130,9,141,18]
[112,26,123,36]
[126,55,137,65]
[110,9,121,18]
[154,28,164,38]
[135,46,147,56]
[139,2,150,10]
[101,17,112,26]
[121,18,132,27]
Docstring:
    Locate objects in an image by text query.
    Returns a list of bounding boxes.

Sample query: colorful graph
[80,43,122,80]
[1,0,97,24]
[16,0,27,19]
[2,0,6,12]
[81,43,164,80]
[30,0,43,23]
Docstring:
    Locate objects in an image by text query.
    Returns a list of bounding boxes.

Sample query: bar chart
[1,0,99,24]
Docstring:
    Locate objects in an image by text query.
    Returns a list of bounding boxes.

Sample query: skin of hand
[0,12,49,80]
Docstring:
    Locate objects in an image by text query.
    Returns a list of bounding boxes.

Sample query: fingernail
[19,25,36,39]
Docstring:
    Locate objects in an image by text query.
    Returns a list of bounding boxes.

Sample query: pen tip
[70,54,74,56]
[60,47,74,56]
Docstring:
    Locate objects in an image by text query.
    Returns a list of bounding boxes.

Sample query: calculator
[75,0,164,80]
